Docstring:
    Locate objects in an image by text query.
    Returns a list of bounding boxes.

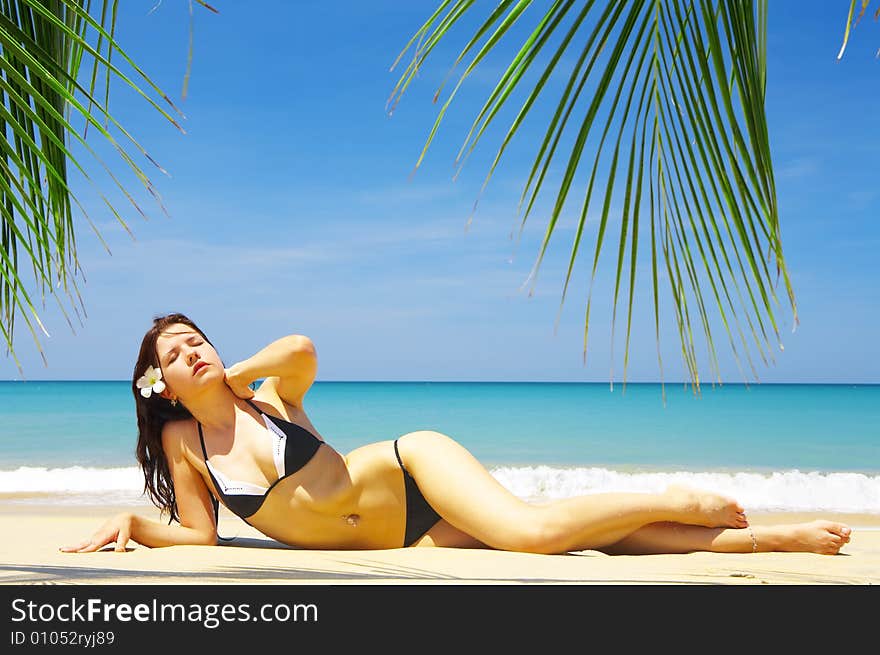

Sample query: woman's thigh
[397,430,545,551]
[414,519,492,549]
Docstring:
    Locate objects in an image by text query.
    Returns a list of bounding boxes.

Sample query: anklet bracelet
[748,526,758,553]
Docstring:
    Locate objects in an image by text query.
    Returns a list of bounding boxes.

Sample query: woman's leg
[397,431,748,555]
[600,520,853,555]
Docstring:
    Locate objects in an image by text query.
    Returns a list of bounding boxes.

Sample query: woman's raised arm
[224,334,316,404]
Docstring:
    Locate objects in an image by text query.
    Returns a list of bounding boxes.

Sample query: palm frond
[389,0,797,399]
[0,0,215,375]
[837,0,879,59]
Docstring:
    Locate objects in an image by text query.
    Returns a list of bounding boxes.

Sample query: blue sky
[1,1,877,383]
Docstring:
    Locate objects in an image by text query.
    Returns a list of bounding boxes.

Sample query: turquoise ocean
[0,381,878,514]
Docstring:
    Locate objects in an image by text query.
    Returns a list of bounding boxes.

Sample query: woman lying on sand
[61,313,852,556]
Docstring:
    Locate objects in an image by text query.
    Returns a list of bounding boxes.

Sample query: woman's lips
[193,362,209,375]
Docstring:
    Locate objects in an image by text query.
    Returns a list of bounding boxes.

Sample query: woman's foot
[664,484,748,528]
[771,520,852,555]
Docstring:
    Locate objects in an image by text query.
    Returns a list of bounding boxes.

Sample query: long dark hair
[132,312,221,525]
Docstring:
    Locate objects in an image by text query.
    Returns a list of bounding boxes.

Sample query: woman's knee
[487,509,570,554]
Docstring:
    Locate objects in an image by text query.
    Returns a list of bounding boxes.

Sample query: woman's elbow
[198,529,218,546]
[290,334,315,353]
[180,522,218,546]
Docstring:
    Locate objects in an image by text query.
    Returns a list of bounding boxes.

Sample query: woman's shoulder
[162,416,197,439]
[160,416,201,462]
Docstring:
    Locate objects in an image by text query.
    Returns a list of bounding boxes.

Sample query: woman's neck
[183,384,249,433]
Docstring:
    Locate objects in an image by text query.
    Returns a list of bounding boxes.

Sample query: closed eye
[166,338,203,365]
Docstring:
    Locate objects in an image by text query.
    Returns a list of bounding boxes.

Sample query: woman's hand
[223,362,255,399]
[59,512,134,553]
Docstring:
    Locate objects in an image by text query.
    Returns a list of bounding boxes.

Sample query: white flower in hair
[136,365,166,398]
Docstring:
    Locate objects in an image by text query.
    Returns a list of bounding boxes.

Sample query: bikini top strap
[243,397,262,414]
[200,427,233,542]
[197,422,210,461]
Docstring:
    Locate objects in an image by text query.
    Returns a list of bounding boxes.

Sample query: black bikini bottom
[393,437,443,547]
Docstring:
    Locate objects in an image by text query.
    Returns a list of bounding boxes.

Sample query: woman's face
[153,323,223,401]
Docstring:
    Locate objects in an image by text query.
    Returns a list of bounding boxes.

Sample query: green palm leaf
[837,0,879,59]
[389,0,800,400]
[0,0,216,376]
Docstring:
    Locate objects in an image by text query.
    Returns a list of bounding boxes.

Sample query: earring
[170,398,178,406]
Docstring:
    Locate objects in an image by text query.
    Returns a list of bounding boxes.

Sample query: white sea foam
[0,466,146,505]
[0,465,878,513]
[490,466,880,514]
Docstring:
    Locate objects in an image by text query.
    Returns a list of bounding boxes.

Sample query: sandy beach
[1,500,877,585]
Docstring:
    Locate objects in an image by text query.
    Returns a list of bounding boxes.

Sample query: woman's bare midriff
[180,387,417,550]
[248,441,411,549]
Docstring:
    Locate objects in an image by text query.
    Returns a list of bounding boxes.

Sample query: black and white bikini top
[198,397,323,523]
